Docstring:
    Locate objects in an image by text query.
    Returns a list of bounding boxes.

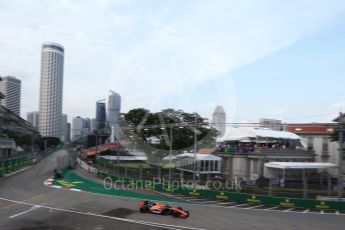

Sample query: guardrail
[0,157,34,177]
[96,171,345,211]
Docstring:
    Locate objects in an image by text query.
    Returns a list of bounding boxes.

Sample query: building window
[253,160,259,174]
[322,137,329,152]
[307,137,313,150]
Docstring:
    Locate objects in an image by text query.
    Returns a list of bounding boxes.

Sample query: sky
[0,0,345,124]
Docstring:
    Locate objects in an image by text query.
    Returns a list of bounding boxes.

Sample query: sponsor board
[189,189,200,196]
[216,192,229,200]
[315,201,330,209]
[280,198,294,208]
[246,195,261,204]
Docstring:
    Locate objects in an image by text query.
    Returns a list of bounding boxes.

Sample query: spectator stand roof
[217,127,301,142]
[176,153,222,161]
[264,162,337,170]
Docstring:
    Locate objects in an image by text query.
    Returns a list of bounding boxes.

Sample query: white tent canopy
[265,162,337,170]
[176,153,221,161]
[217,127,301,142]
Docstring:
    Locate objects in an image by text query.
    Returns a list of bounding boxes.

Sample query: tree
[120,108,217,165]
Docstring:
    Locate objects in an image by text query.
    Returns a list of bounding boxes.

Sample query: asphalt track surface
[1,150,345,230]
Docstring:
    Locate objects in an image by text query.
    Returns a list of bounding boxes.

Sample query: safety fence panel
[0,157,29,178]
[95,171,345,211]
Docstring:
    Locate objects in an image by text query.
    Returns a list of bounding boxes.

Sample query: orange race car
[137,200,190,218]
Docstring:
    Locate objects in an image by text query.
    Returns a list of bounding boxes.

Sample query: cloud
[0,0,344,121]
[330,100,345,110]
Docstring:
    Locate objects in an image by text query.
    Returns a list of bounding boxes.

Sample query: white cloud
[0,0,344,122]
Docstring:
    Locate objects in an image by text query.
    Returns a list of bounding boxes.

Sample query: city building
[287,123,340,175]
[259,118,283,131]
[83,118,91,132]
[96,100,106,132]
[215,127,315,180]
[90,118,97,133]
[39,42,64,138]
[1,104,38,159]
[107,90,121,140]
[0,77,4,105]
[66,122,71,143]
[176,153,222,180]
[27,111,39,129]
[0,76,21,116]
[61,114,68,142]
[212,105,226,137]
[72,116,84,140]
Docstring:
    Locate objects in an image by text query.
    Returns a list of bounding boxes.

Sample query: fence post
[269,178,273,196]
[139,165,143,181]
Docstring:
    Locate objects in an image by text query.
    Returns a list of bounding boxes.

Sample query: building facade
[72,116,84,140]
[107,90,121,140]
[216,127,316,180]
[287,123,340,175]
[39,42,64,138]
[96,101,106,132]
[27,111,39,129]
[61,114,68,142]
[0,76,21,116]
[212,105,226,137]
[216,149,315,181]
[259,118,283,131]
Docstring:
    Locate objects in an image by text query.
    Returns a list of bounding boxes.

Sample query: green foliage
[40,136,62,148]
[3,130,33,147]
[121,108,217,153]
[330,130,339,142]
[2,129,62,151]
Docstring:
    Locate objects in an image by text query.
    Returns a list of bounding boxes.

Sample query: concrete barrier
[95,171,345,211]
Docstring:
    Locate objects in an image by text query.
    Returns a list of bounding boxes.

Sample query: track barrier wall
[96,171,345,211]
[0,157,34,177]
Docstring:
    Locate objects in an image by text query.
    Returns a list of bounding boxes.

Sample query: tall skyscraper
[72,116,84,140]
[90,118,97,133]
[66,122,71,143]
[96,100,106,132]
[259,118,283,131]
[212,105,226,137]
[0,76,21,116]
[83,118,91,131]
[27,111,39,129]
[61,114,68,142]
[38,42,64,138]
[107,90,121,140]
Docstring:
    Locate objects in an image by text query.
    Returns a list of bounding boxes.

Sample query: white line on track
[43,177,345,217]
[264,206,279,210]
[0,197,205,230]
[283,208,294,212]
[193,200,224,204]
[9,205,41,219]
[245,205,265,209]
[185,198,209,201]
[231,203,249,208]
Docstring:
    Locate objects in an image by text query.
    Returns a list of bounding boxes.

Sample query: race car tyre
[173,212,180,218]
[161,209,170,215]
[140,207,148,213]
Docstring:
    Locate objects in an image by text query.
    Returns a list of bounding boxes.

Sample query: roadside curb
[43,178,83,192]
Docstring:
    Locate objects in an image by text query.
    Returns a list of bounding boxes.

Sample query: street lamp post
[169,126,173,182]
[337,113,344,201]
[193,113,198,189]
